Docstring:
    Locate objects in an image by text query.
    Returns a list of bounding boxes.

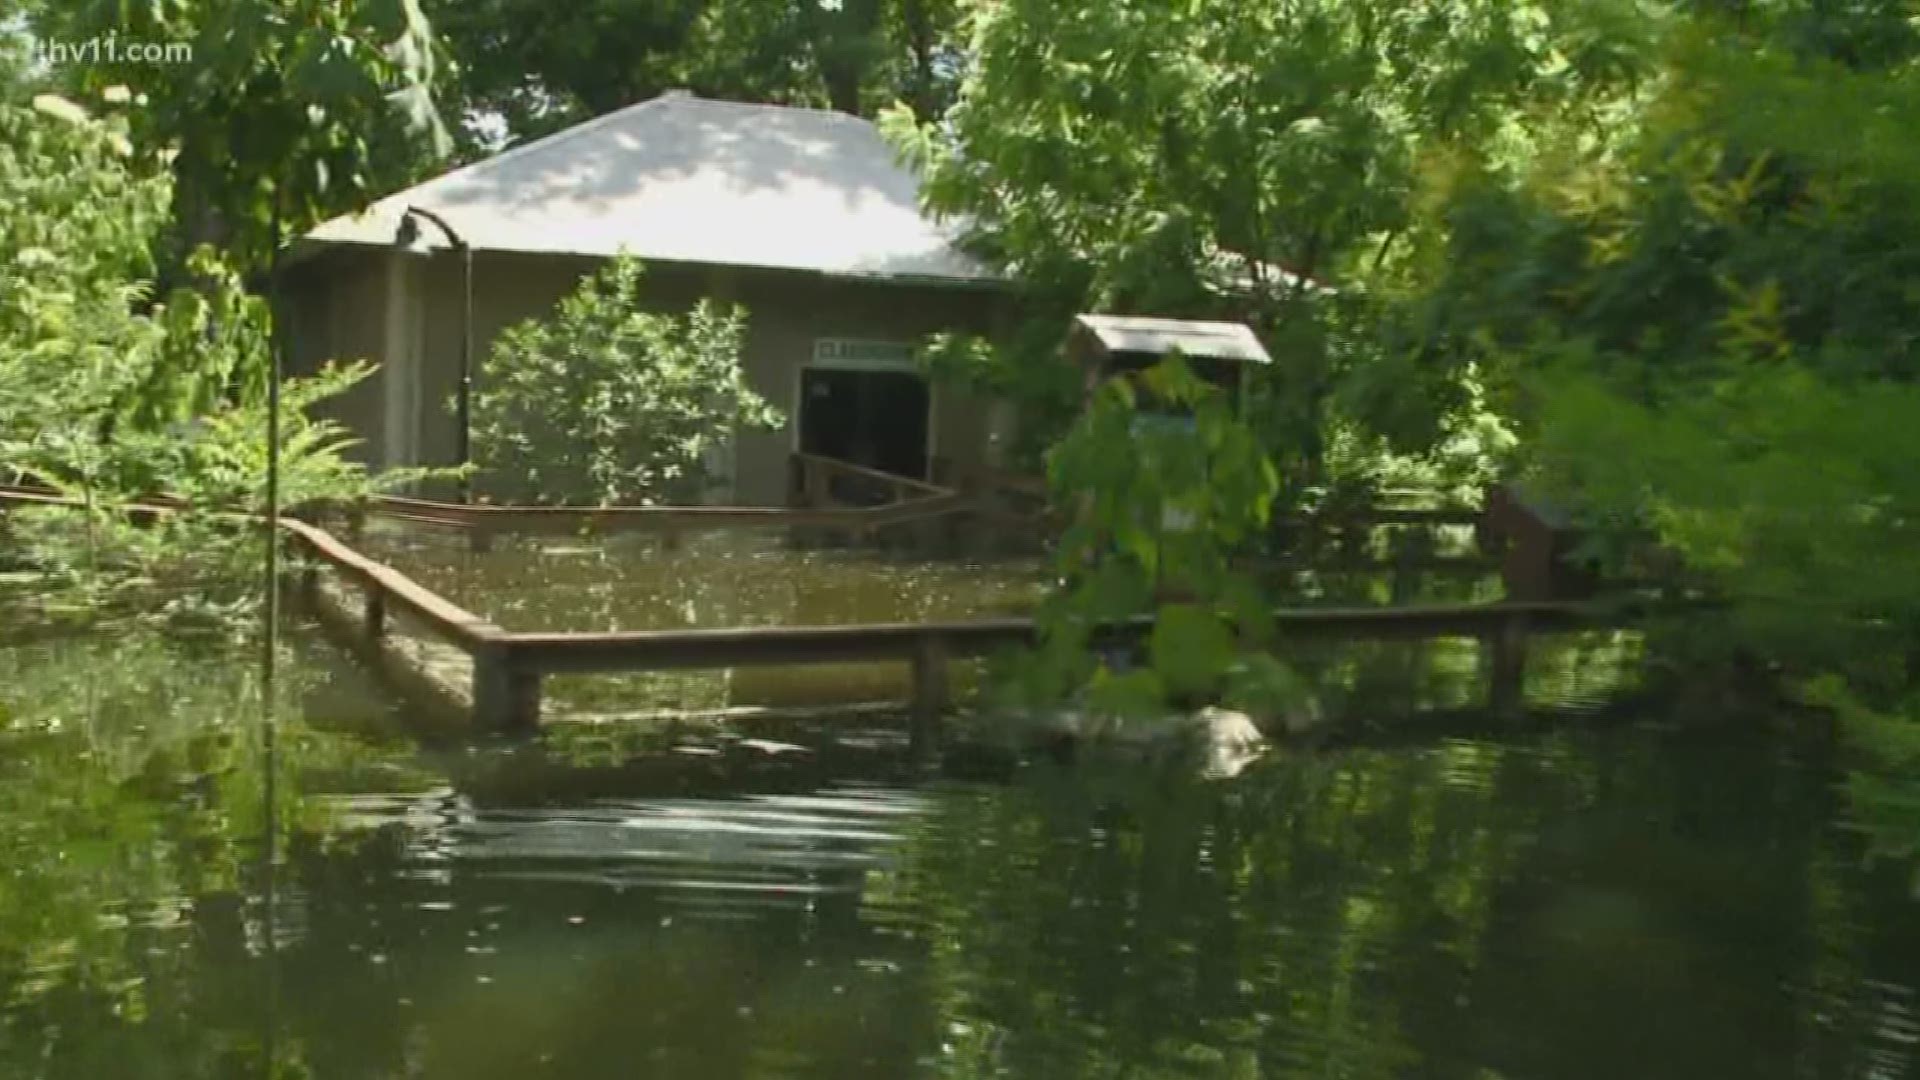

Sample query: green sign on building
[812,338,917,368]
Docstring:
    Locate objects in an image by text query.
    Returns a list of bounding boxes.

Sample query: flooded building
[281,90,1015,505]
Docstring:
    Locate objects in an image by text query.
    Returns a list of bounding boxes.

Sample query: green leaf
[1086,665,1168,720]
[1149,603,1235,701]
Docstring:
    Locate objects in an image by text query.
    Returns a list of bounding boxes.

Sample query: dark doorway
[798,368,930,481]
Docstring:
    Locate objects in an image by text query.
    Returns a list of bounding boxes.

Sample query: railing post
[1488,610,1530,718]
[1390,536,1417,606]
[798,456,821,508]
[364,587,387,639]
[298,564,320,610]
[910,634,950,764]
[467,524,494,554]
[472,639,541,732]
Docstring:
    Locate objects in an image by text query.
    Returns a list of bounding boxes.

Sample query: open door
[798,367,930,480]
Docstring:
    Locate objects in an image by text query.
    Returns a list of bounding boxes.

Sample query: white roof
[298,92,1000,284]
[1073,315,1272,364]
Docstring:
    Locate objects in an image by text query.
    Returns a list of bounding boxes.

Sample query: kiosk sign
[812,339,917,369]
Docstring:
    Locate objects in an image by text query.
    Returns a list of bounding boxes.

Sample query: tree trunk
[901,0,939,119]
[811,0,882,115]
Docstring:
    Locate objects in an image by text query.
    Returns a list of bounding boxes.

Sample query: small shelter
[1068,314,1271,414]
[1065,315,1271,538]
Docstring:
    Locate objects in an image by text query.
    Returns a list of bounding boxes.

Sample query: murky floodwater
[352,522,1505,634]
[356,525,1052,633]
[2,622,1916,1079]
[348,523,1512,715]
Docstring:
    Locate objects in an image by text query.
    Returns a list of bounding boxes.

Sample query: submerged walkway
[0,470,1645,743]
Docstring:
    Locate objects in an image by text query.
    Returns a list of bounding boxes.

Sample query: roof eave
[278,235,1016,291]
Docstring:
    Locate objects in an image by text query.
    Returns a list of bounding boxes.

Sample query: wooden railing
[1,482,1647,743]
[425,598,1630,737]
[365,489,971,535]
[279,517,500,649]
[935,462,1491,553]
[351,453,970,548]
[789,451,949,509]
[0,484,186,518]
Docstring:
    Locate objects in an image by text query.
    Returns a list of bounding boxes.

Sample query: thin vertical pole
[260,198,285,1078]
[457,242,474,502]
[1488,611,1530,718]
[263,207,284,796]
[910,634,949,768]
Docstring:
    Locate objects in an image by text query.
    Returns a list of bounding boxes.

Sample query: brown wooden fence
[347,452,972,550]
[1,473,1624,744]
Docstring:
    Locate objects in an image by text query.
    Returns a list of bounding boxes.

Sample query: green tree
[1408,7,1920,666]
[469,254,783,507]
[0,5,37,97]
[30,0,450,275]
[884,0,1598,496]
[429,0,964,152]
[995,354,1311,724]
[1395,2,1920,860]
[0,97,416,619]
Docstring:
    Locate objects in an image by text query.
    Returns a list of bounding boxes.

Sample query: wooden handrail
[368,492,969,528]
[278,518,502,648]
[937,461,1049,498]
[954,471,1484,533]
[1277,508,1484,527]
[790,451,949,498]
[498,599,1617,676]
[0,485,196,523]
[3,485,1667,737]
[0,486,504,649]
[364,470,971,536]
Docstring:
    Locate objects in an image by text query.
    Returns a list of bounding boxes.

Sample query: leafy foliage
[1000,355,1305,722]
[29,0,451,274]
[1404,6,1920,665]
[430,0,963,152]
[1,96,171,461]
[1387,3,1920,860]
[0,8,39,100]
[0,98,416,622]
[469,255,783,506]
[883,0,1603,499]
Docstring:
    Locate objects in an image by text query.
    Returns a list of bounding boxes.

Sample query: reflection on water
[346,523,1631,718]
[356,523,1511,635]
[357,526,1050,633]
[1,624,1917,1078]
[354,526,1056,713]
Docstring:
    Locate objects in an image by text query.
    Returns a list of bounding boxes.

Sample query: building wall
[283,247,398,467]
[309,246,1010,505]
[728,268,1002,505]
[412,250,606,473]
